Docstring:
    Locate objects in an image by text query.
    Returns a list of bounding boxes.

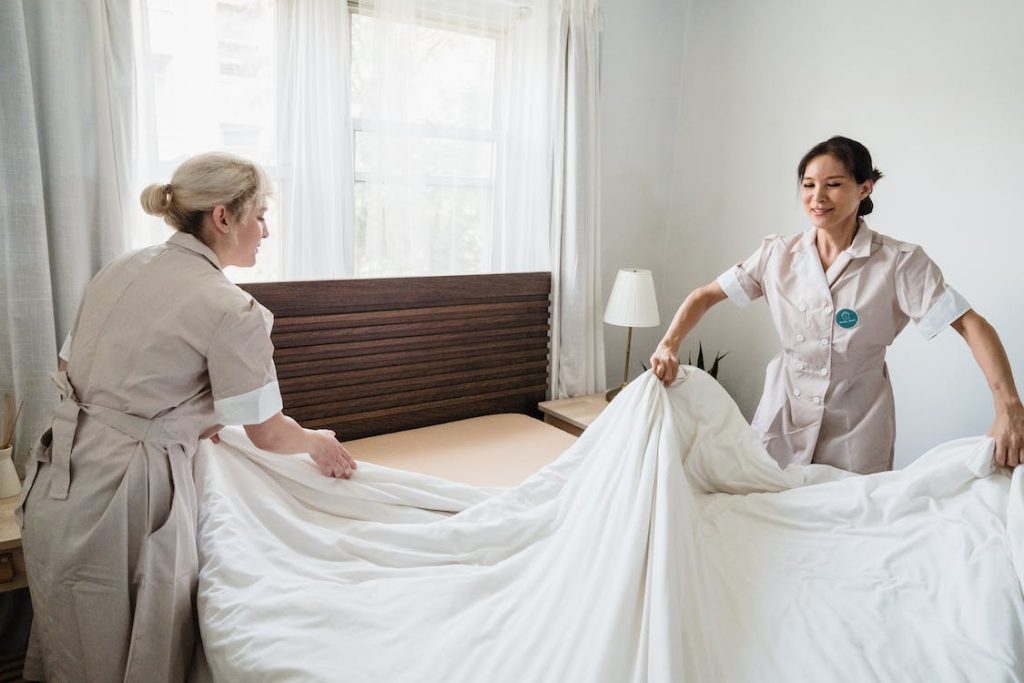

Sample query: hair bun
[140,183,171,216]
[858,196,875,216]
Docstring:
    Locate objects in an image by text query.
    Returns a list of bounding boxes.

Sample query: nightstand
[537,393,608,436]
[0,495,27,592]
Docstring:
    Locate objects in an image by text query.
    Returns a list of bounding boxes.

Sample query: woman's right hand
[245,413,359,478]
[306,429,358,479]
[650,343,680,386]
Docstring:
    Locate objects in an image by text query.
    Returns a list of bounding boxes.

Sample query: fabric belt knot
[46,370,186,501]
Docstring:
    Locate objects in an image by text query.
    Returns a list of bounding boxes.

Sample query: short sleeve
[894,244,971,340]
[58,332,72,361]
[716,235,778,308]
[208,298,282,425]
[59,291,89,362]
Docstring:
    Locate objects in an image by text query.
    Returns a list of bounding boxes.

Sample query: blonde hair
[140,152,271,239]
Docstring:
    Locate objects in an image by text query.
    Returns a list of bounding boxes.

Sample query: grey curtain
[0,0,133,473]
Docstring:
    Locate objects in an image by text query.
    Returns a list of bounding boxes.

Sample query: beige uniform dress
[717,220,971,474]
[19,232,282,682]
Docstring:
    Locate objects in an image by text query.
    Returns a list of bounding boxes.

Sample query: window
[134,0,551,281]
[350,9,502,276]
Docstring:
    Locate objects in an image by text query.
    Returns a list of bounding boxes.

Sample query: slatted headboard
[239,272,551,441]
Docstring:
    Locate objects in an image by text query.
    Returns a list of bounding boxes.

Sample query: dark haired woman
[650,136,1023,474]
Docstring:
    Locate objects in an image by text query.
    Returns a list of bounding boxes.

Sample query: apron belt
[42,371,190,501]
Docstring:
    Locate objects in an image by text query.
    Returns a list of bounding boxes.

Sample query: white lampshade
[603,269,660,328]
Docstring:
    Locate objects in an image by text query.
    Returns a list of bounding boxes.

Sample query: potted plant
[640,341,729,382]
[0,393,24,498]
[687,341,728,381]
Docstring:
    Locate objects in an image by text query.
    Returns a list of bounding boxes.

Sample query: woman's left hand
[989,402,1024,468]
[950,310,1023,469]
[201,424,224,444]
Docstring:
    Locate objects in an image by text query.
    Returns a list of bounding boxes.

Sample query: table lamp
[603,268,660,401]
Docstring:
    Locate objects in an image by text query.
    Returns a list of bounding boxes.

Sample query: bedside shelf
[0,494,27,592]
[537,393,608,436]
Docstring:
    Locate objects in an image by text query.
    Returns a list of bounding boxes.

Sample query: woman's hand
[951,310,1023,469]
[650,282,727,388]
[200,423,223,444]
[306,429,358,479]
[245,412,358,478]
[989,402,1024,468]
[650,343,680,386]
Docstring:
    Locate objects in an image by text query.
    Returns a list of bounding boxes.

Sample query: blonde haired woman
[20,152,356,682]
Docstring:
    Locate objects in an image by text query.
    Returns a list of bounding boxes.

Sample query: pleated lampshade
[603,269,660,328]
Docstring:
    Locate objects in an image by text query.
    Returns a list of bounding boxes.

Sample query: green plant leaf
[709,351,729,379]
[697,342,705,371]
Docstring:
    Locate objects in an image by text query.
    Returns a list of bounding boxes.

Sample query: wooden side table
[537,393,608,436]
[0,495,27,592]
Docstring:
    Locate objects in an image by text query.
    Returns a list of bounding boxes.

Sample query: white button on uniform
[799,304,807,312]
[813,396,822,404]
[825,306,834,315]
[819,368,828,376]
[796,334,805,342]
[819,338,829,346]
[794,389,802,397]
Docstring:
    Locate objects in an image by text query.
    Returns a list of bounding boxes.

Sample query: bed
[192,273,1024,683]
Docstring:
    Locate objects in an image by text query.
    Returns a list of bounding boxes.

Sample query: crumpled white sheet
[194,369,1024,682]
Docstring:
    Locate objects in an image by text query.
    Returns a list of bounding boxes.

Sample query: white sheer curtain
[0,0,133,472]
[490,1,557,271]
[548,0,605,398]
[350,0,553,277]
[277,0,356,279]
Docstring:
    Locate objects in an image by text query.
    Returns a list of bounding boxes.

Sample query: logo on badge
[836,308,859,329]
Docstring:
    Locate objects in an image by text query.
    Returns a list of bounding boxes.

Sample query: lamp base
[606,325,634,403]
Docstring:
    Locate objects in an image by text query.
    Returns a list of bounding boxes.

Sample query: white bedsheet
[194,369,1024,682]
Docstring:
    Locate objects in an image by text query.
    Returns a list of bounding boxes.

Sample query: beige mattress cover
[344,413,577,487]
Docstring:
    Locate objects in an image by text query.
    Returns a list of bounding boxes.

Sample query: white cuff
[214,380,283,425]
[58,332,72,361]
[917,287,971,340]
[717,268,752,308]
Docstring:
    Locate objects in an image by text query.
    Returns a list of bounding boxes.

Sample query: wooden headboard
[240,272,551,441]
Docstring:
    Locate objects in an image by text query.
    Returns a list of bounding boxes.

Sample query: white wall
[662,0,1024,466]
[599,0,690,387]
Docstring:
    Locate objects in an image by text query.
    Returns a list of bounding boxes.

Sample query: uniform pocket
[17,428,53,525]
[124,483,198,683]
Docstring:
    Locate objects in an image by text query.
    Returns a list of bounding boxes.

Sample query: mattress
[343,413,577,487]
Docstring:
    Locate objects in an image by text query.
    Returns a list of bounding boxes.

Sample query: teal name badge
[836,308,859,329]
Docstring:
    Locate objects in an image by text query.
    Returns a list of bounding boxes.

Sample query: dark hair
[797,136,883,216]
